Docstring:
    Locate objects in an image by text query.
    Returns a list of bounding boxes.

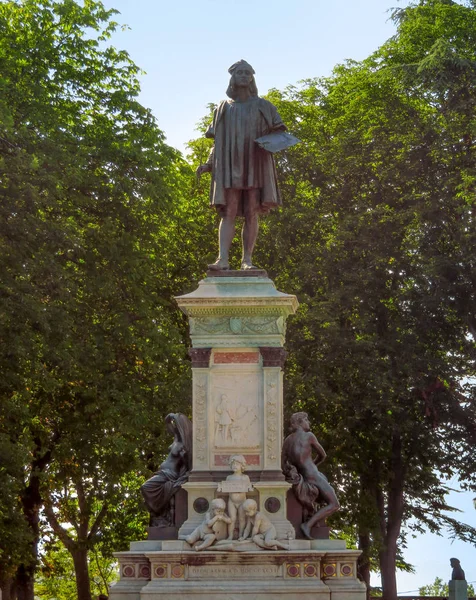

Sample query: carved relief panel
[210,369,262,462]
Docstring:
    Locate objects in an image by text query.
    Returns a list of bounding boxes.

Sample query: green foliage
[35,543,118,599]
[0,0,212,597]
[249,0,476,595]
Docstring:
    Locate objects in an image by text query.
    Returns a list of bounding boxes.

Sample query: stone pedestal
[110,541,366,600]
[175,273,298,537]
[109,272,368,600]
[449,580,468,600]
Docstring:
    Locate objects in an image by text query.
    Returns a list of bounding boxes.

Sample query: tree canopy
[0,1,210,598]
[250,0,476,596]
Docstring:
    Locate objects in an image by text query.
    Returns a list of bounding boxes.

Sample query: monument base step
[110,547,366,600]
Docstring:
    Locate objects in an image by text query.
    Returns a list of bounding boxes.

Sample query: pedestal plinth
[110,541,366,600]
[175,272,298,537]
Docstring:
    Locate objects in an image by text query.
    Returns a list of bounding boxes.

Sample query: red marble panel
[214,352,259,364]
[214,454,260,466]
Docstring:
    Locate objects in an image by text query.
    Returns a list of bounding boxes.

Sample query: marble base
[110,545,366,600]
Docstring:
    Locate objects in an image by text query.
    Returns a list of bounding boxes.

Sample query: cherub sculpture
[239,499,288,550]
[185,498,231,551]
[225,455,252,540]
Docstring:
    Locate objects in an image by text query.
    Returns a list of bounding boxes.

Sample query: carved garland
[265,375,279,464]
[193,374,208,464]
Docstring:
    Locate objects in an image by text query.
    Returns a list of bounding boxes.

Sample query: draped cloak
[205,97,286,216]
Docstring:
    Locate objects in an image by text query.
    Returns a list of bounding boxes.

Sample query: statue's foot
[300,522,313,540]
[241,260,258,270]
[208,258,230,271]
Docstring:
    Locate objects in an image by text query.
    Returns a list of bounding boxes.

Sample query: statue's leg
[237,505,246,538]
[186,527,201,546]
[241,189,259,269]
[209,190,239,270]
[252,533,267,549]
[227,500,237,540]
[196,534,216,551]
[304,476,340,534]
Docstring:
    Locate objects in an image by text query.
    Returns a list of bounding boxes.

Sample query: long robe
[206,97,286,216]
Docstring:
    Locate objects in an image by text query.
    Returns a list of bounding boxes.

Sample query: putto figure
[197,60,287,271]
[282,412,340,539]
[239,499,288,550]
[225,455,252,540]
[185,498,231,551]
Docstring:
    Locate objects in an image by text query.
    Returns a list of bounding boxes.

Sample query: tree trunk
[16,438,56,600]
[379,546,398,600]
[379,431,405,600]
[16,487,40,600]
[72,547,92,600]
[14,565,34,600]
[358,531,371,595]
[1,577,16,600]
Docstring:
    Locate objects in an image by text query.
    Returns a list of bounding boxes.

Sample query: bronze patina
[282,412,340,539]
[197,60,287,271]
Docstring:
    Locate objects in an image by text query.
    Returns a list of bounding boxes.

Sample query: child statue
[239,499,288,550]
[185,498,231,551]
[223,454,253,540]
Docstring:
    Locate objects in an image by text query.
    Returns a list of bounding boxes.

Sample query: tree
[0,1,209,598]
[243,1,476,597]
[35,543,118,600]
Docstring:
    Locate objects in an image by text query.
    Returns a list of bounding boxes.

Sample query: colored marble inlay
[122,564,135,578]
[214,352,259,364]
[154,564,167,578]
[323,563,336,577]
[287,563,300,578]
[341,563,353,577]
[214,454,260,466]
[304,563,318,577]
[171,564,184,579]
[139,564,151,579]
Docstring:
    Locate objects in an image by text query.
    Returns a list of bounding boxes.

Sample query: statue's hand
[196,164,212,178]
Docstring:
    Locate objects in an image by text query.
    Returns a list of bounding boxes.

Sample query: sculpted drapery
[205,97,285,216]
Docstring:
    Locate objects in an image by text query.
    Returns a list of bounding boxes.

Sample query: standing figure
[141,413,192,527]
[196,60,287,271]
[185,498,231,551]
[215,394,233,443]
[225,455,252,540]
[282,412,340,540]
[239,499,288,550]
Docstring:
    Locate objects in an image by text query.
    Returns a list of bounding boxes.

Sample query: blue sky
[99,0,476,591]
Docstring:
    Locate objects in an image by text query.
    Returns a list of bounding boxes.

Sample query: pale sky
[99,0,476,591]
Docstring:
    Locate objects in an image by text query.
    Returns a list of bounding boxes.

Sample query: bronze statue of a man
[197,60,286,271]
